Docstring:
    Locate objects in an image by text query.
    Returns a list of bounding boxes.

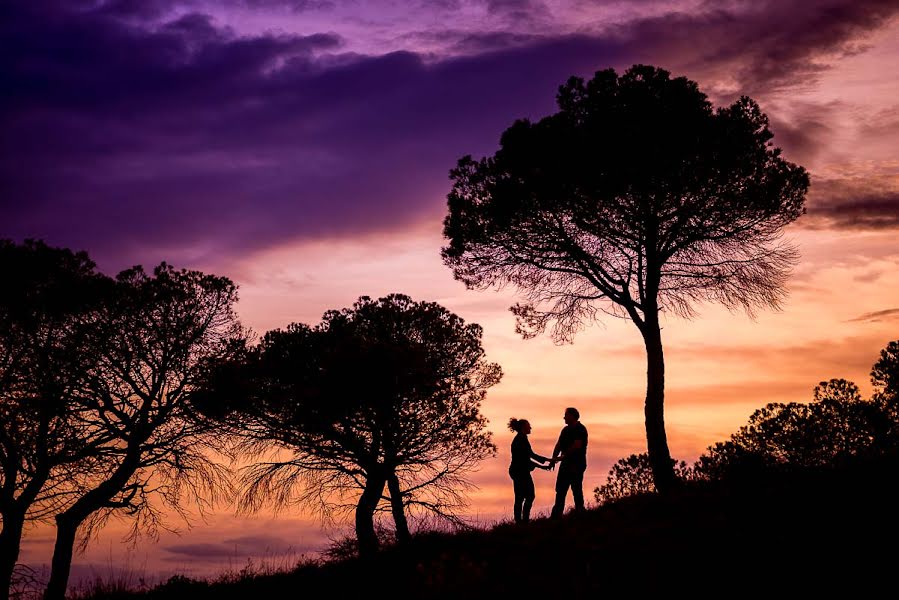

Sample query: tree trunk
[43,515,79,600]
[355,470,386,559]
[386,473,411,545]
[43,449,142,600]
[642,312,676,494]
[1,472,48,600]
[0,511,25,600]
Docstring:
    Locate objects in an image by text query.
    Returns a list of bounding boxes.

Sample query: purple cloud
[803,178,899,231]
[766,104,838,166]
[607,0,899,98]
[484,0,550,23]
[70,0,336,20]
[1,0,896,273]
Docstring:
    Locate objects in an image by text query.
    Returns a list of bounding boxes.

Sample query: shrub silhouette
[592,453,691,506]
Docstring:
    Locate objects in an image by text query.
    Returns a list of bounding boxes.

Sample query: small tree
[42,263,242,600]
[442,64,809,492]
[194,294,500,558]
[0,240,110,600]
[593,453,691,506]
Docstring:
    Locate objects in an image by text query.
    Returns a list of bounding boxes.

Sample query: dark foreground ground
[81,456,899,599]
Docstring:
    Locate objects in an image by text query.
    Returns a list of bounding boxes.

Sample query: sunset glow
[3,0,898,586]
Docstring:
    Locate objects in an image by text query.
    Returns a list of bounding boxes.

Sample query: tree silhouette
[596,344,899,503]
[871,340,899,400]
[694,373,899,481]
[0,240,110,600]
[442,64,809,492]
[812,378,861,403]
[193,294,500,558]
[42,263,242,600]
[871,340,899,440]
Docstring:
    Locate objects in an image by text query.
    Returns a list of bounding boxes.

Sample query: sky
[3,0,899,587]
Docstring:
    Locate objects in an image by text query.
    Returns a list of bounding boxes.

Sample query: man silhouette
[550,407,588,518]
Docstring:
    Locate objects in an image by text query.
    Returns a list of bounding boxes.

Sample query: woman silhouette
[508,417,553,523]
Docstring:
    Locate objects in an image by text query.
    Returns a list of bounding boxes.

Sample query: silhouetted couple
[508,407,588,523]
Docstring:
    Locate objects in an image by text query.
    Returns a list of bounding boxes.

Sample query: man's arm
[551,434,563,462]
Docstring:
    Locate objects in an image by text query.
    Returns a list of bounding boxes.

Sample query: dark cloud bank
[1,0,897,272]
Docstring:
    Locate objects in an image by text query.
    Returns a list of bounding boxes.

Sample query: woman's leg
[512,474,526,522]
[522,475,536,522]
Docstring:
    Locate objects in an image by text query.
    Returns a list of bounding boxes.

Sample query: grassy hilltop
[77,454,899,600]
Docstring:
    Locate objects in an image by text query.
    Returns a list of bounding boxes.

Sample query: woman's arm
[525,437,550,463]
[530,450,551,463]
